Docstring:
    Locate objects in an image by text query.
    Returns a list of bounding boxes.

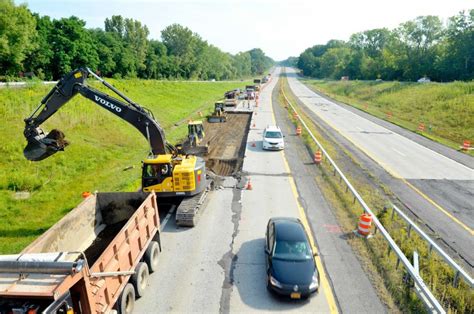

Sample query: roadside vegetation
[279,76,473,313]
[304,80,474,154]
[0,79,248,253]
[291,11,473,82]
[1,0,273,81]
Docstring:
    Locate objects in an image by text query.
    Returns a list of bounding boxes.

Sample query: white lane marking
[391,148,407,157]
[161,205,176,230]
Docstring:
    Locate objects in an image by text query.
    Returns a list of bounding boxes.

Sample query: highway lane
[136,70,337,313]
[228,69,334,312]
[285,68,474,268]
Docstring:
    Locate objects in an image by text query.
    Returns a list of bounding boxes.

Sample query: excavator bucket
[24,128,69,161]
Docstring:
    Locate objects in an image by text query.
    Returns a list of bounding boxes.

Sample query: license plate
[290,292,301,299]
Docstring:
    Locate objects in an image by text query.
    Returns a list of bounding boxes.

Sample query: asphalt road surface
[285,68,474,270]
[135,69,386,313]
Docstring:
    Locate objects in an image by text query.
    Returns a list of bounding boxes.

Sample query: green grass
[280,76,473,313]
[0,79,249,253]
[303,80,474,155]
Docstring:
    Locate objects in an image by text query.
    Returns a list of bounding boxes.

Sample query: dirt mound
[101,199,143,225]
[46,129,69,149]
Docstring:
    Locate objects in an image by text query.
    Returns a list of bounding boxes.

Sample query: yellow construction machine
[23,68,210,226]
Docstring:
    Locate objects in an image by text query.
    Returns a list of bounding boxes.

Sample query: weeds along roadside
[278,76,473,313]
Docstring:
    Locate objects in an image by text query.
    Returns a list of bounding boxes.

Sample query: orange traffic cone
[246,178,253,190]
[82,191,92,198]
[251,141,256,147]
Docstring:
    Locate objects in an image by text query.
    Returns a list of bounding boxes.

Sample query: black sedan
[265,217,319,299]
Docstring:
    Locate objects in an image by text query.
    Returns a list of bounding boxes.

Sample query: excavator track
[175,180,213,227]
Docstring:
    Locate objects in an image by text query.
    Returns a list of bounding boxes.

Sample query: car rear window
[273,240,312,261]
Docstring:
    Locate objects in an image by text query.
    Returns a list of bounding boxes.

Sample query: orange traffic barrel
[314,150,322,165]
[293,112,299,119]
[296,126,302,136]
[463,140,471,150]
[357,213,372,236]
[82,191,92,198]
[418,123,425,132]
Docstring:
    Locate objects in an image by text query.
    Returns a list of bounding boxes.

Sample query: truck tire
[116,283,135,314]
[131,262,149,298]
[144,241,160,273]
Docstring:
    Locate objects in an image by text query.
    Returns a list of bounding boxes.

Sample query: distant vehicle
[340,76,349,81]
[417,77,431,83]
[265,217,319,299]
[375,78,383,82]
[262,125,284,150]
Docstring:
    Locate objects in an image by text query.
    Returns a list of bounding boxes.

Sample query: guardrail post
[396,257,400,269]
[453,270,460,288]
[391,207,396,220]
[427,244,433,259]
[407,225,412,238]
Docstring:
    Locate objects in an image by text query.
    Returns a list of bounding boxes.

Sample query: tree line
[0,0,273,81]
[294,11,473,81]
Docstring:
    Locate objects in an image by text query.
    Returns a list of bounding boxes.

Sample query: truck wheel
[116,283,135,314]
[131,262,149,298]
[144,241,160,273]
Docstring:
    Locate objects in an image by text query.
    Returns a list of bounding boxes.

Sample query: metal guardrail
[390,204,473,288]
[0,81,57,88]
[280,75,446,313]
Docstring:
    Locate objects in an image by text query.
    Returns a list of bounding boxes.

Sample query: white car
[262,126,284,150]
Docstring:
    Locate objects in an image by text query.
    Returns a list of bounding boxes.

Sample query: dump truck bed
[0,192,160,313]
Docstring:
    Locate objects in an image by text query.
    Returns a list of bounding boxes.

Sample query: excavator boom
[23,68,170,161]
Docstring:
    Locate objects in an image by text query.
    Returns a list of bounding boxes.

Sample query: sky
[15,0,473,61]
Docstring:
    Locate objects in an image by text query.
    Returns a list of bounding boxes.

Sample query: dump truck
[0,192,161,314]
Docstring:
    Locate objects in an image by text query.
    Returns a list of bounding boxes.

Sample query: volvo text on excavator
[23,68,211,226]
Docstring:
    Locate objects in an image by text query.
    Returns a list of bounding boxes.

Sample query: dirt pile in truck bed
[201,113,251,176]
[84,198,143,264]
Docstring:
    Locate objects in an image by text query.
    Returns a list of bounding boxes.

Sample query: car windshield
[265,131,282,139]
[273,240,312,261]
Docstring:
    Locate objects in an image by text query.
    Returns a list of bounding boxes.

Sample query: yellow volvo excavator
[23,68,210,226]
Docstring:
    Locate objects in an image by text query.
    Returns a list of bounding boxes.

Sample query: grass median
[302,79,474,156]
[279,76,473,313]
[0,79,249,253]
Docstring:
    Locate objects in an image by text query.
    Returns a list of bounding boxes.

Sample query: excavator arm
[24,68,174,161]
